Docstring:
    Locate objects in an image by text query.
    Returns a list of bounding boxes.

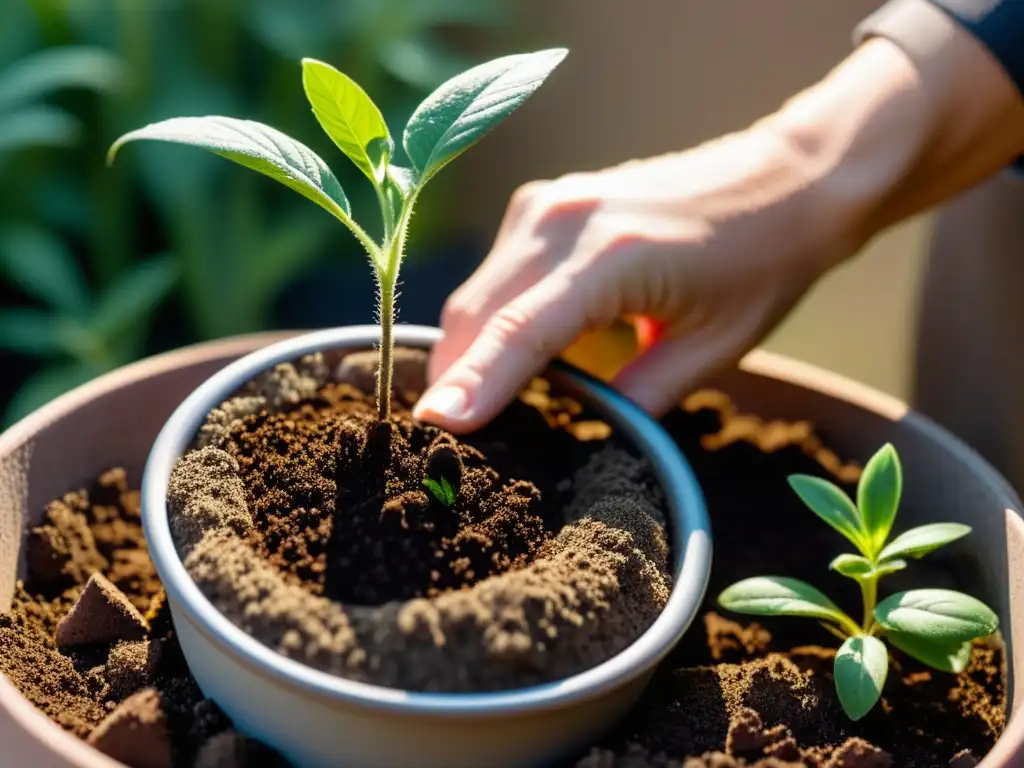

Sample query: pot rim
[140,324,714,717]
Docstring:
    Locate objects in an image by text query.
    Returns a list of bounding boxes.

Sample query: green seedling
[422,475,456,507]
[106,49,568,421]
[717,442,998,721]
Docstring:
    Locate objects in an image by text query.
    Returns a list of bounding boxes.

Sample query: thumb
[414,272,588,433]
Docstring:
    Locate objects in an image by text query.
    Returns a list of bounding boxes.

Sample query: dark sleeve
[855,0,1024,173]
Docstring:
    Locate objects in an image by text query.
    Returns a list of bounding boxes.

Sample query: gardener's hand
[414,34,1024,434]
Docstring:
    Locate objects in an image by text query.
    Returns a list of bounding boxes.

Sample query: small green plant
[107,48,567,421]
[717,443,998,721]
[422,475,456,507]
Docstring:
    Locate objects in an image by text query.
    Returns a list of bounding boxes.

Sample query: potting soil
[0,378,1006,767]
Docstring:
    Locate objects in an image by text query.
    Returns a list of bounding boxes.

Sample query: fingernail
[414,385,468,422]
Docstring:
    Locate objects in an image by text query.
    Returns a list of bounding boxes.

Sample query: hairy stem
[377,272,395,422]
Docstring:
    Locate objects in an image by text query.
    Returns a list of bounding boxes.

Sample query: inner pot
[141,324,713,768]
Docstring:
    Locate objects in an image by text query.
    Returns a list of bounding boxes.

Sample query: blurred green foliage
[0,0,512,426]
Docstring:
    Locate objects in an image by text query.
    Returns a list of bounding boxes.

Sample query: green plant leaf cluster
[717,443,997,721]
[422,475,456,507]
[109,48,567,420]
[0,1,512,423]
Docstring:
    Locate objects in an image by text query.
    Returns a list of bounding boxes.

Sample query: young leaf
[718,577,856,631]
[873,558,908,577]
[423,477,454,507]
[403,48,567,184]
[886,631,973,674]
[834,635,888,720]
[440,476,456,506]
[878,523,971,562]
[787,475,865,552]
[108,117,354,230]
[301,58,393,185]
[829,554,873,578]
[830,554,907,581]
[874,589,999,642]
[857,443,902,554]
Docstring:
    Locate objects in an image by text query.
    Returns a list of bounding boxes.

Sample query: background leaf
[787,475,865,552]
[0,106,79,152]
[0,45,123,112]
[857,443,902,554]
[89,254,178,343]
[108,116,353,225]
[879,523,971,562]
[0,307,64,356]
[886,631,972,674]
[875,589,998,642]
[403,48,566,182]
[302,58,392,184]
[718,576,853,628]
[834,635,888,720]
[0,224,89,315]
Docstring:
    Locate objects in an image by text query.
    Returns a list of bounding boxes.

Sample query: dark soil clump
[167,349,672,692]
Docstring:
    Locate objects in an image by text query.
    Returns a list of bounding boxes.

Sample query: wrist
[762,30,1024,267]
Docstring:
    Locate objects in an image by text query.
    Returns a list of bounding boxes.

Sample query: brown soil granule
[168,349,671,692]
[86,687,173,768]
[106,639,165,699]
[56,572,149,647]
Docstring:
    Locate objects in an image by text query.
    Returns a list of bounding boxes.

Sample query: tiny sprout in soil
[106,49,568,421]
[422,475,456,507]
[717,442,998,721]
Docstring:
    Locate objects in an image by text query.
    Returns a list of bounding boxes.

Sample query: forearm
[758,13,1024,265]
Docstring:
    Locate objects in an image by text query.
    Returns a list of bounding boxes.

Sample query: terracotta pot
[1,333,1021,766]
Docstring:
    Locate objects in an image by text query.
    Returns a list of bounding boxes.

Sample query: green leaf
[440,476,456,505]
[874,559,908,577]
[718,577,856,631]
[301,58,392,184]
[108,116,354,227]
[858,443,903,554]
[0,308,65,356]
[879,523,972,562]
[875,589,999,642]
[0,46,123,112]
[89,255,178,343]
[834,635,888,720]
[2,362,98,428]
[403,48,567,183]
[0,106,79,153]
[830,554,873,578]
[830,553,906,581]
[787,475,866,553]
[423,476,456,506]
[886,631,972,674]
[0,225,89,316]
[383,165,415,234]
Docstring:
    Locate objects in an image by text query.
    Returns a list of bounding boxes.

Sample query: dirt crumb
[55,572,148,647]
[86,687,172,768]
[167,447,253,553]
[106,639,164,699]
